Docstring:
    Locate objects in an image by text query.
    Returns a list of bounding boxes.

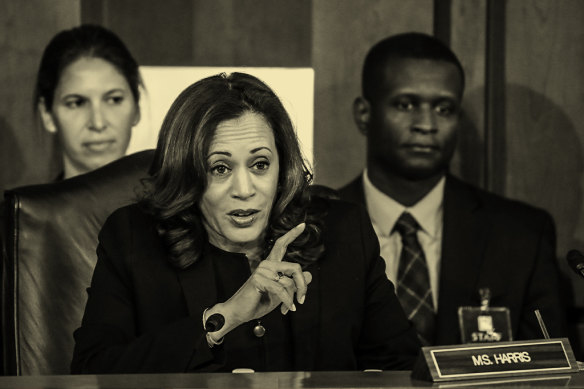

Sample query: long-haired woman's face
[199,111,280,253]
[40,56,140,178]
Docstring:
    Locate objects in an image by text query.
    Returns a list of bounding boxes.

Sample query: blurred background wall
[1,0,583,353]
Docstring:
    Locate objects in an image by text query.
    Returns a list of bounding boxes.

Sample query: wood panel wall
[82,0,312,67]
[502,1,584,307]
[0,0,80,191]
[449,0,487,188]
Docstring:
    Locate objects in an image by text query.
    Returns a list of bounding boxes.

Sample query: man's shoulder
[446,175,553,224]
[336,175,365,205]
[306,186,371,233]
[308,184,367,218]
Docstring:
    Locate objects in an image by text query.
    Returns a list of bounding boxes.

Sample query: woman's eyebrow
[61,93,85,99]
[104,88,127,95]
[207,151,232,158]
[250,146,272,154]
[206,146,272,158]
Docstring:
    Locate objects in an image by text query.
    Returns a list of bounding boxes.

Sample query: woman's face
[40,56,140,178]
[200,111,280,255]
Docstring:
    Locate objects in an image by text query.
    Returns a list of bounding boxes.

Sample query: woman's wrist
[204,302,243,341]
[202,306,225,347]
[205,331,224,347]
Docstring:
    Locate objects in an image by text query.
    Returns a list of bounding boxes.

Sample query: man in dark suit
[338,32,565,346]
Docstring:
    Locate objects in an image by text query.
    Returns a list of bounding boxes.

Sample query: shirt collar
[362,170,445,238]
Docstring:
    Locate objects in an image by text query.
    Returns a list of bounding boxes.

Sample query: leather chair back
[2,150,154,375]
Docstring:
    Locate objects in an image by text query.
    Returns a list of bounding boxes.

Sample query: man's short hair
[362,32,465,100]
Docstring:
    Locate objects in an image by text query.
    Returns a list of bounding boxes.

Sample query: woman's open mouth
[228,209,259,227]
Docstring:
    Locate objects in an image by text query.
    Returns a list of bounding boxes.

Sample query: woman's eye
[253,161,270,171]
[64,98,86,109]
[210,165,230,176]
[107,95,124,105]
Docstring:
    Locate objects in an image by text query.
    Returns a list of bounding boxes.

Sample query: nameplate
[411,338,579,382]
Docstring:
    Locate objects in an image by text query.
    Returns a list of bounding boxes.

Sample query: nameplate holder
[411,338,578,382]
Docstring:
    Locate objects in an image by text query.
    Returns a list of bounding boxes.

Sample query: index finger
[267,222,306,262]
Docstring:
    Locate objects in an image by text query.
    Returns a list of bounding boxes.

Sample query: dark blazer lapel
[435,175,490,344]
[289,261,320,371]
[177,250,218,321]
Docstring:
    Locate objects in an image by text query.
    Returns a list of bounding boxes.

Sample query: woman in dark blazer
[71,72,421,374]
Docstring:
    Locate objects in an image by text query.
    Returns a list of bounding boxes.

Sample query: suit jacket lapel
[289,261,320,370]
[436,175,490,344]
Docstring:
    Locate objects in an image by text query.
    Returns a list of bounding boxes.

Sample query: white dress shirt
[362,170,444,309]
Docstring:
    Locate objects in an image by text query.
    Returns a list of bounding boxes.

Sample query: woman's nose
[88,104,106,132]
[231,168,255,199]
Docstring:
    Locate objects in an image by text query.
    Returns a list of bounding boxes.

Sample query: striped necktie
[393,211,436,345]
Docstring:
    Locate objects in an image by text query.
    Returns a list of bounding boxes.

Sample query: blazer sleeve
[518,210,566,340]
[353,205,422,370]
[71,208,221,374]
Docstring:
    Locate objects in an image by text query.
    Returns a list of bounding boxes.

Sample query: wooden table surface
[0,370,582,388]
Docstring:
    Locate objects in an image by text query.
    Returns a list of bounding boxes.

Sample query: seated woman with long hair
[71,72,420,373]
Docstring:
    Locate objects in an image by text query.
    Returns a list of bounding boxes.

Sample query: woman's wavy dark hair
[141,72,326,269]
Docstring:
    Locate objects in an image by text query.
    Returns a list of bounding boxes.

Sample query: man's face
[363,58,463,181]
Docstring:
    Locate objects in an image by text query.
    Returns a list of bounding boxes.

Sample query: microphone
[566,249,584,279]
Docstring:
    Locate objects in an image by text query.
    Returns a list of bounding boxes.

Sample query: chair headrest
[2,149,155,375]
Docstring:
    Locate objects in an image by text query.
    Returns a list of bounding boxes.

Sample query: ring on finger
[275,272,285,282]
